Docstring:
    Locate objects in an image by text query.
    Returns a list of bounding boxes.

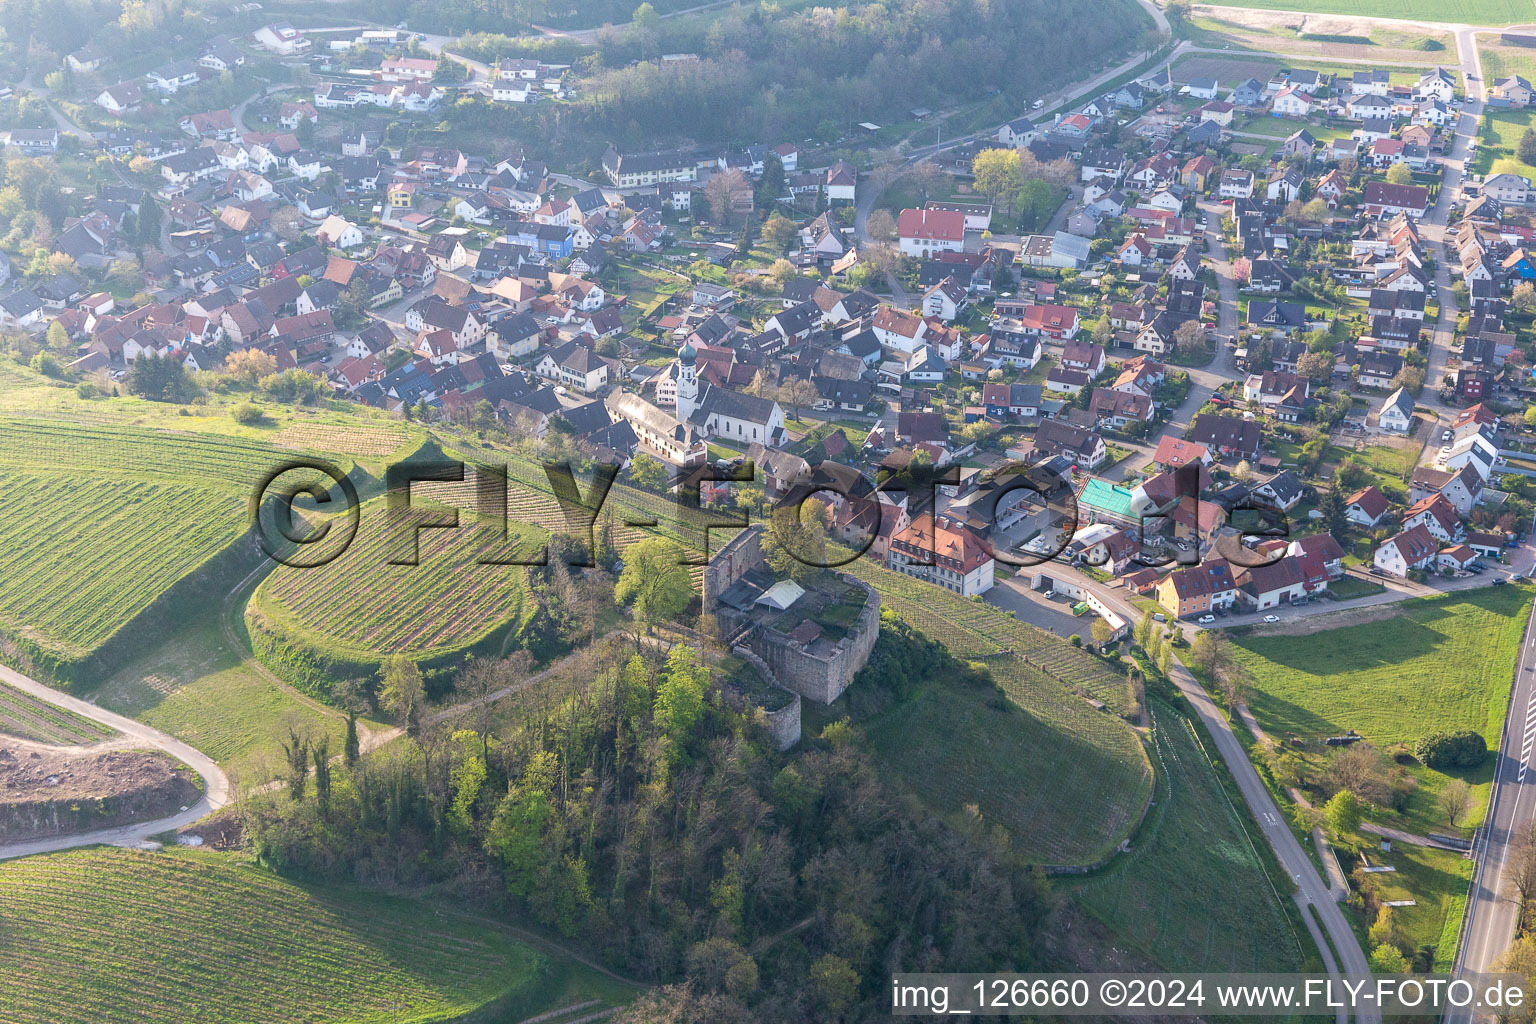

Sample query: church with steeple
[607,343,786,467]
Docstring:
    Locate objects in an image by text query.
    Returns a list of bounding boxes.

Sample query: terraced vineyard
[0,680,117,744]
[0,417,367,671]
[846,559,1154,864]
[253,498,545,658]
[0,848,572,1024]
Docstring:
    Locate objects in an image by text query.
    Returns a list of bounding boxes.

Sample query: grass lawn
[1473,107,1536,180]
[90,602,354,782]
[1326,575,1388,600]
[1348,843,1473,970]
[1324,442,1418,490]
[1234,585,1533,838]
[0,847,638,1024]
[1202,0,1535,25]
[1480,43,1536,94]
[839,560,1155,866]
[1069,703,1310,973]
[858,667,1149,867]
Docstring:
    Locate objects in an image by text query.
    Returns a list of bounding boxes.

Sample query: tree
[136,195,163,246]
[1391,364,1425,396]
[279,724,310,801]
[1090,617,1115,648]
[1384,163,1414,185]
[1090,316,1114,346]
[866,208,898,242]
[343,711,360,765]
[1320,489,1351,543]
[1190,630,1231,681]
[1439,778,1472,828]
[456,651,531,760]
[615,538,693,631]
[1297,350,1334,380]
[756,153,785,209]
[1369,944,1410,973]
[762,212,797,251]
[767,258,801,290]
[127,354,196,403]
[311,734,332,816]
[1521,129,1536,167]
[1369,905,1403,953]
[226,348,277,384]
[1016,178,1055,232]
[380,655,426,734]
[810,954,859,1017]
[1324,789,1362,837]
[1173,318,1207,355]
[1515,281,1536,314]
[627,452,669,492]
[1415,729,1487,770]
[1493,937,1536,1024]
[972,148,1025,212]
[632,1,660,30]
[654,645,708,765]
[705,168,750,225]
[1525,405,1536,430]
[1232,256,1251,286]
[780,378,818,420]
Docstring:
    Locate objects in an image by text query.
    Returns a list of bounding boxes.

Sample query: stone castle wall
[703,525,763,610]
[748,575,880,705]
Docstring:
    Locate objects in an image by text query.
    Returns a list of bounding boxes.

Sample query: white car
[1263,614,1280,624]
[1197,614,1216,625]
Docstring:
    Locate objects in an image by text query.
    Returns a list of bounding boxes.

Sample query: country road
[0,663,231,862]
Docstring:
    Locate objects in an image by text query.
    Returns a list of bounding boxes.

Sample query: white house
[1373,524,1438,576]
[316,215,365,250]
[1378,386,1415,433]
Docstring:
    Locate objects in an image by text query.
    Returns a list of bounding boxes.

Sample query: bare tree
[1439,778,1472,828]
[456,651,534,760]
[1508,821,1536,929]
[1173,319,1207,355]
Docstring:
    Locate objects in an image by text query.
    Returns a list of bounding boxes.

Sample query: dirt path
[220,562,399,752]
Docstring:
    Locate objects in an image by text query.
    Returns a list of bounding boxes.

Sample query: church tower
[675,342,699,423]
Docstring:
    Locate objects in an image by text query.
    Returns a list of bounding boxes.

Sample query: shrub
[230,403,265,425]
[1069,633,1082,647]
[1414,730,1487,771]
[74,382,97,399]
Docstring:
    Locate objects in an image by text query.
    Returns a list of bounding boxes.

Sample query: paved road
[0,664,231,861]
[1454,523,1536,1009]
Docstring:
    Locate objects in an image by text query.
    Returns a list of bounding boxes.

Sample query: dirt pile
[0,747,201,841]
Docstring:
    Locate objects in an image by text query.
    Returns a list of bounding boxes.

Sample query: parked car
[1263,614,1280,623]
[1197,614,1216,624]
[1495,578,1508,586]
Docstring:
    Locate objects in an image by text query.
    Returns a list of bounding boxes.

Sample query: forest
[431,0,1153,160]
[240,610,1054,1022]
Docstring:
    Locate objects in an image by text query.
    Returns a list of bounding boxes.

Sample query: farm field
[0,680,117,745]
[0,847,637,1024]
[1201,0,1536,25]
[844,559,1154,865]
[1184,11,1455,62]
[1233,586,1532,837]
[1070,703,1308,973]
[251,496,545,661]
